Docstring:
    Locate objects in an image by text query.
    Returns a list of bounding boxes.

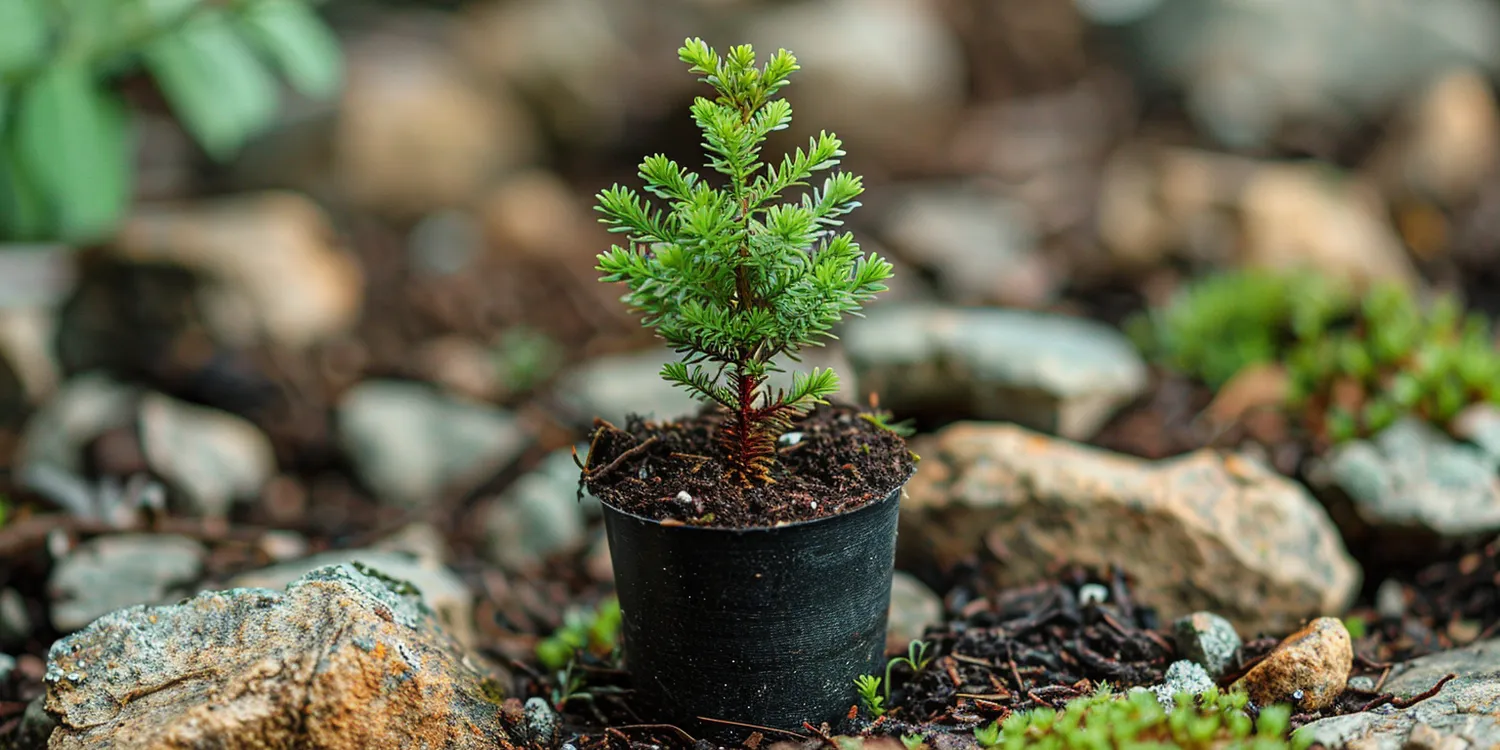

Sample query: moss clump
[1133,270,1500,445]
[1285,282,1500,443]
[1128,269,1354,390]
[972,684,1309,750]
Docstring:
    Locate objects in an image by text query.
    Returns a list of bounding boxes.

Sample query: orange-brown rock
[1234,616,1353,710]
[45,563,520,749]
[899,422,1361,635]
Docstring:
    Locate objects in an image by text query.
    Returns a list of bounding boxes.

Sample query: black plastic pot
[600,479,909,741]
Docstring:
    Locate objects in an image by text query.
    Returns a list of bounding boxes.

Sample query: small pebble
[1172,611,1243,679]
[1234,616,1352,710]
[1078,583,1109,606]
[1149,660,1216,708]
[523,696,562,748]
[0,653,15,683]
[1375,578,1407,620]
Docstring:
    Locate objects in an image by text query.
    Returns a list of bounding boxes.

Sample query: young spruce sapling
[593,38,895,486]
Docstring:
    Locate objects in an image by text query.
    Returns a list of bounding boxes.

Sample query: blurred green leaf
[140,0,203,25]
[144,9,278,160]
[13,65,130,240]
[0,0,47,76]
[240,0,343,98]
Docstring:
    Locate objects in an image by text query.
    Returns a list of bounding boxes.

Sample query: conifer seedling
[593,38,895,486]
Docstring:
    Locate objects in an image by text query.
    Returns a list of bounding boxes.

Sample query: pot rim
[596,466,915,536]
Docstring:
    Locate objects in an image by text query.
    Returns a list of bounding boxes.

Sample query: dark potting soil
[580,403,917,528]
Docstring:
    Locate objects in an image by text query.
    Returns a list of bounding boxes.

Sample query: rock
[1233,617,1352,710]
[480,169,593,260]
[454,0,687,153]
[876,183,1052,308]
[522,697,562,749]
[47,534,206,632]
[484,448,598,570]
[414,336,506,402]
[9,696,56,749]
[1309,417,1500,561]
[138,392,276,518]
[1376,578,1408,620]
[741,0,966,170]
[0,587,33,647]
[1295,637,1500,749]
[0,652,14,683]
[0,306,61,411]
[1367,67,1500,204]
[845,305,1148,441]
[226,549,476,648]
[1095,146,1253,269]
[407,210,486,277]
[887,572,943,653]
[1141,660,1215,708]
[899,422,1361,634]
[371,523,451,568]
[112,191,364,350]
[1117,0,1500,150]
[16,373,137,479]
[336,25,539,217]
[1238,163,1419,291]
[1453,403,1500,462]
[44,563,518,748]
[336,379,530,509]
[1172,611,1243,679]
[557,346,860,426]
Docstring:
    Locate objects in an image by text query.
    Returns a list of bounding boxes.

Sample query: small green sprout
[899,733,926,750]
[855,673,885,717]
[535,597,622,671]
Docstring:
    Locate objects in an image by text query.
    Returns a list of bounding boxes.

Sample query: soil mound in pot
[582,403,916,528]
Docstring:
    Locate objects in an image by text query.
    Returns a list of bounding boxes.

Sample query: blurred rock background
[6,0,1500,745]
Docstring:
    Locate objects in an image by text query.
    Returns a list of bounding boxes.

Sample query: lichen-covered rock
[44,563,520,749]
[899,422,1361,634]
[1234,617,1352,711]
[1173,611,1243,679]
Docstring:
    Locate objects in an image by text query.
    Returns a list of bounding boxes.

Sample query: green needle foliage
[972,684,1309,750]
[594,38,894,483]
[0,0,342,242]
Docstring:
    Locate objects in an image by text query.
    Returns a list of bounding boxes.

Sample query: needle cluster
[594,38,894,483]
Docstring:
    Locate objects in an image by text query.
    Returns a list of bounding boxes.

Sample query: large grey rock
[1105,0,1500,150]
[1310,417,1500,561]
[845,304,1148,440]
[901,422,1361,635]
[226,549,476,648]
[875,183,1050,308]
[48,534,206,632]
[1295,638,1500,749]
[484,447,599,570]
[44,563,518,749]
[336,379,530,509]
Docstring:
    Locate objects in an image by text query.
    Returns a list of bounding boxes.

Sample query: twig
[697,716,807,740]
[1390,674,1456,709]
[1373,665,1392,694]
[609,723,700,745]
[583,436,660,481]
